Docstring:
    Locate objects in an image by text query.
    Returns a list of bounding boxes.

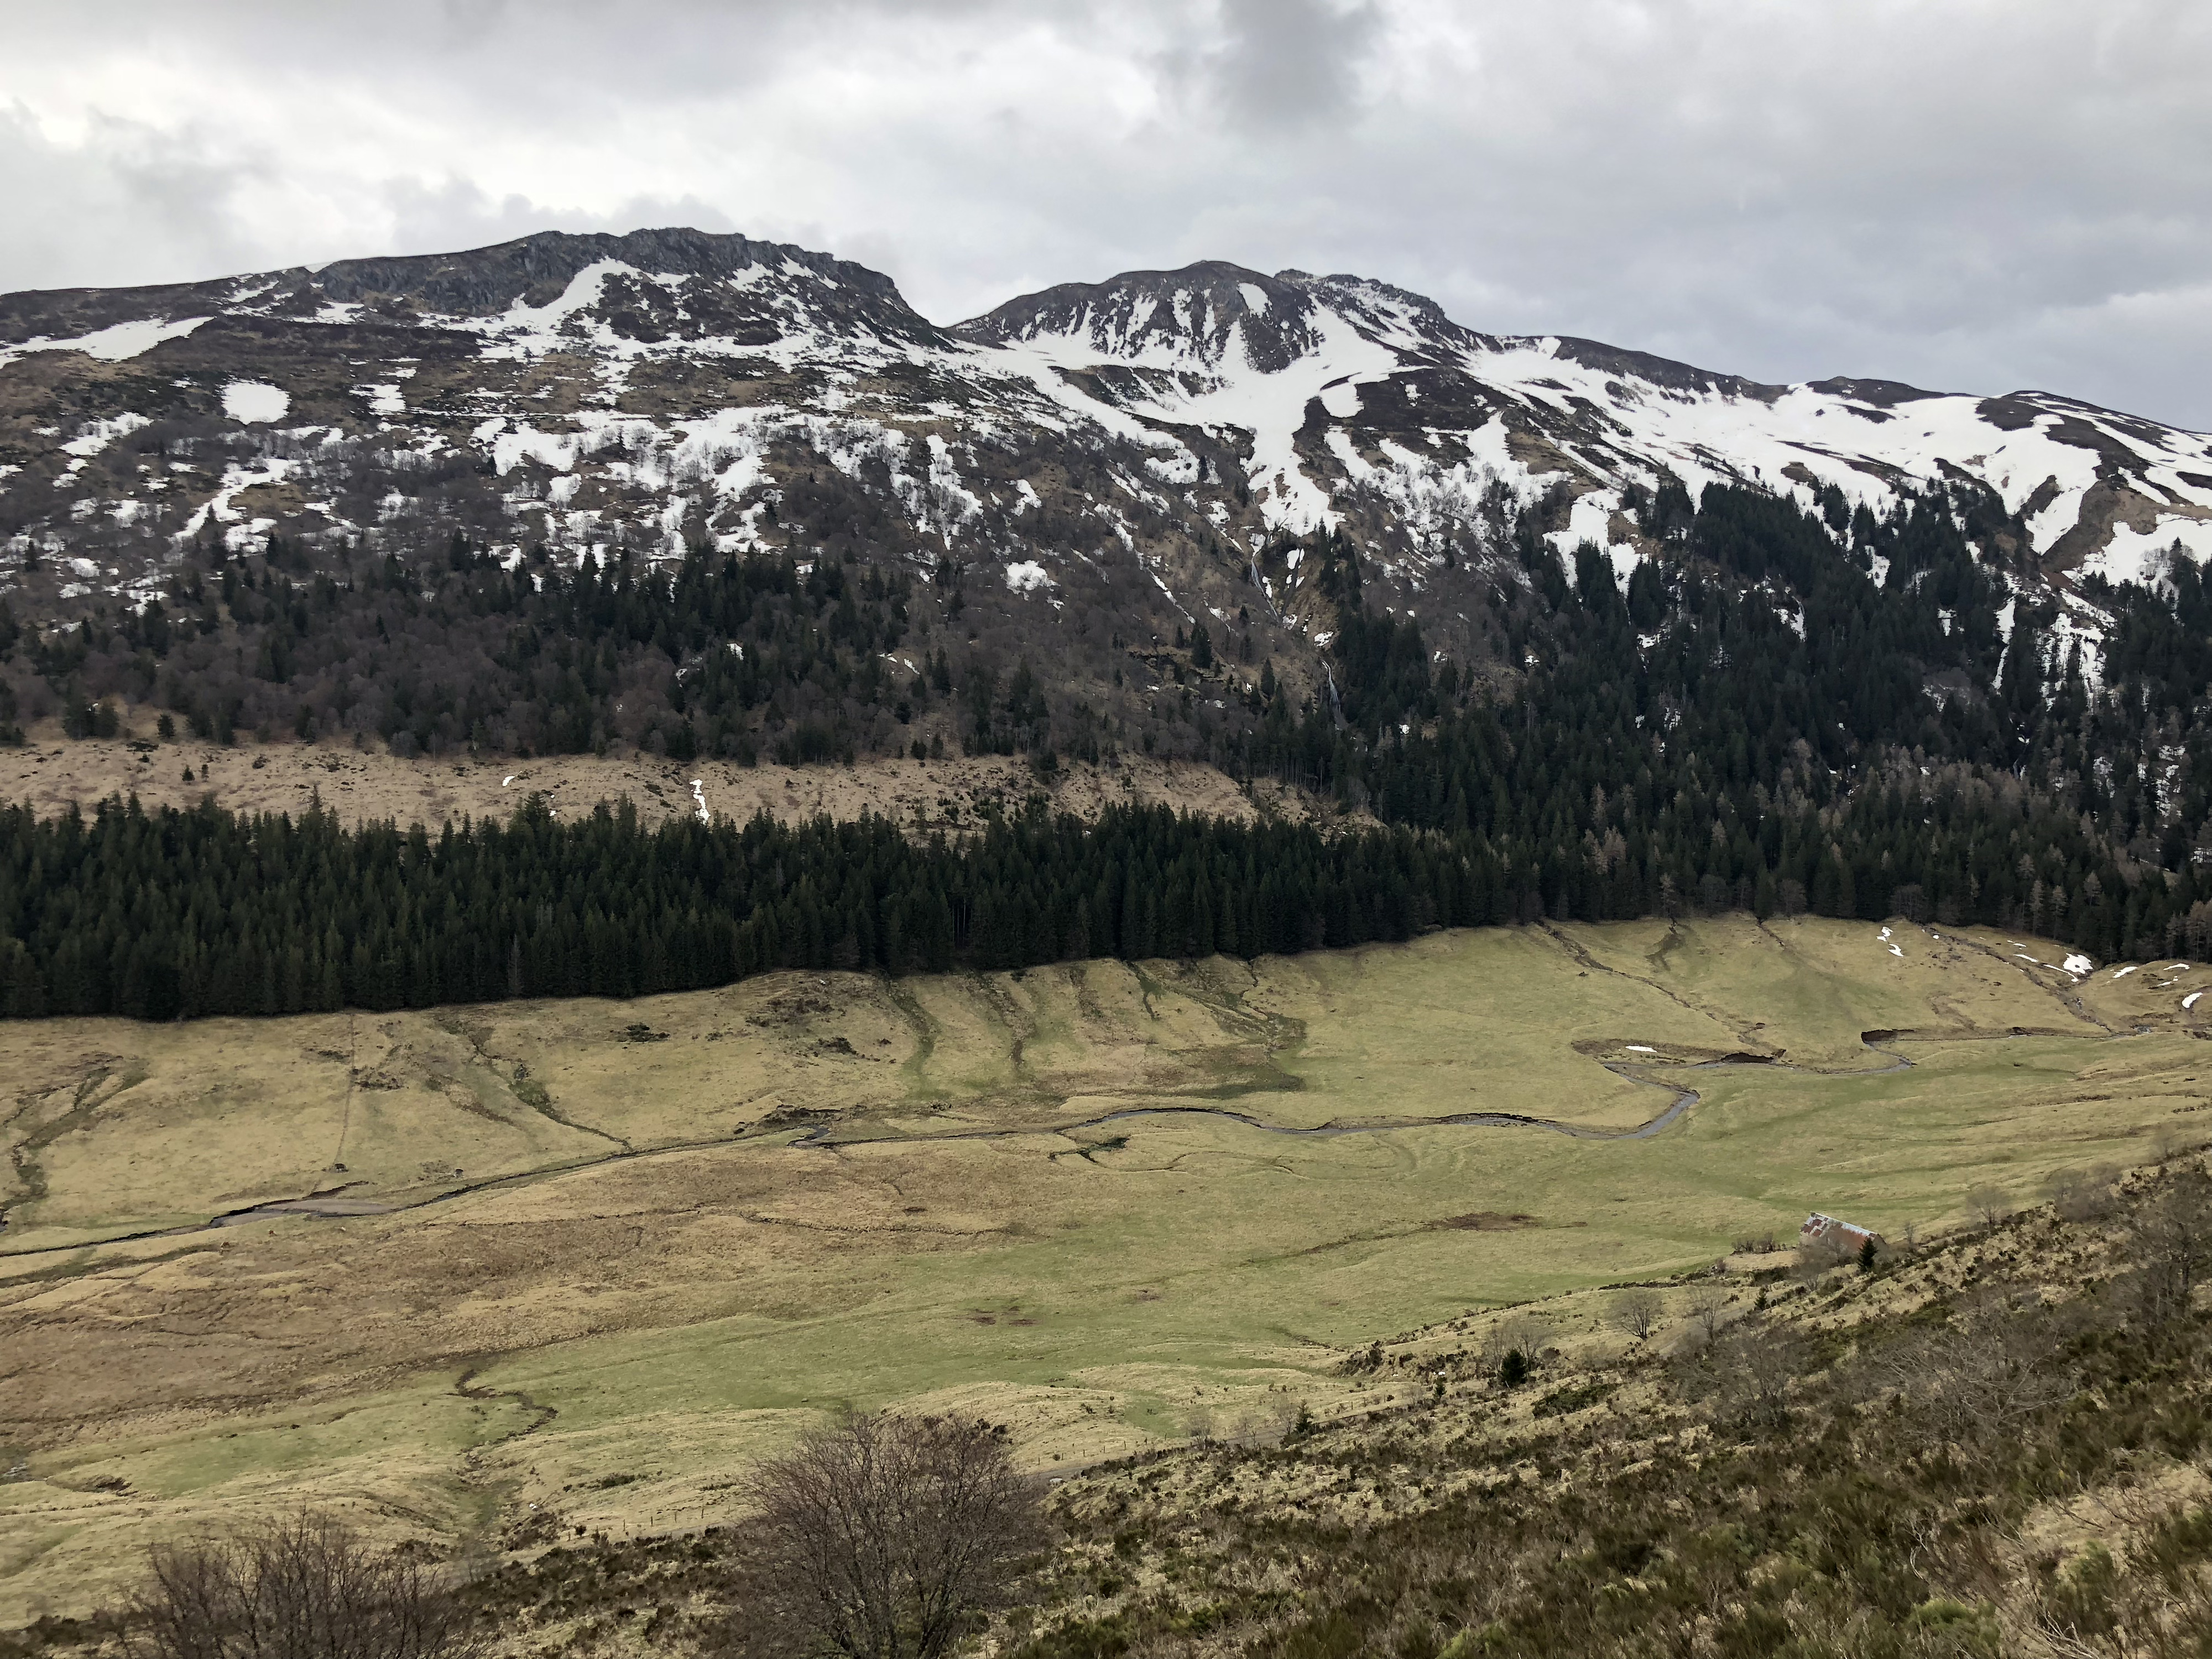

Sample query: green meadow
[2,914,2203,1622]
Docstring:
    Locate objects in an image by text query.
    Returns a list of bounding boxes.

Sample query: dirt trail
[1540,923,1778,1057]
[1938,930,2117,1033]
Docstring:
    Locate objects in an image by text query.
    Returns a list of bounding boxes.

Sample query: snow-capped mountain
[959,258,2212,588]
[3,227,2208,674]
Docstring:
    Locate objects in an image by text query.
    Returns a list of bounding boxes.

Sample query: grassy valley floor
[1,915,2206,1624]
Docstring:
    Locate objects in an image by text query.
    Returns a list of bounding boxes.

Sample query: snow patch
[61,414,150,460]
[222,381,291,424]
[2080,518,2212,589]
[1005,560,1052,594]
[0,315,209,369]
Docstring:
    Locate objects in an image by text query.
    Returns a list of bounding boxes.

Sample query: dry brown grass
[0,722,1323,831]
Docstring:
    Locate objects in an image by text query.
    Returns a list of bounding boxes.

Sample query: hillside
[0,727,1303,833]
[1001,1150,2212,1659]
[425,1149,2212,1659]
[1,915,2204,1631]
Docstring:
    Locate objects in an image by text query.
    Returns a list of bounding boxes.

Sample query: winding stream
[1,1035,1927,1258]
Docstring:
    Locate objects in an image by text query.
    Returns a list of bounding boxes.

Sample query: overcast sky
[3,1,2206,426]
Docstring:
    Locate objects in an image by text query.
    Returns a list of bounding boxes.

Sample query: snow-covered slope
[3,228,2208,659]
[957,260,2212,583]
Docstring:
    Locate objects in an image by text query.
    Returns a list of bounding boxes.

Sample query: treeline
[5,738,2207,1025]
[0,797,1484,1020]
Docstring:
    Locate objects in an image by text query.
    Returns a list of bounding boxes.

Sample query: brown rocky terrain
[0,721,1328,831]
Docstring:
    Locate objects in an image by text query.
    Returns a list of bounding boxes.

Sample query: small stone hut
[1801,1211,1886,1254]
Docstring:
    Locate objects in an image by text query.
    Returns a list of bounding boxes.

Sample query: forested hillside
[4,465,2212,1018]
[6,229,2212,1019]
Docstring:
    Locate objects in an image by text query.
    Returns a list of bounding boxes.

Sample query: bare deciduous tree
[122,1510,482,1659]
[733,1413,1044,1659]
[1683,1284,1733,1350]
[1847,1295,2075,1456]
[1709,1326,1802,1436]
[2046,1166,2120,1224]
[1967,1183,2011,1230]
[2125,1174,2212,1332]
[1610,1288,1663,1342]
[1483,1314,1555,1369]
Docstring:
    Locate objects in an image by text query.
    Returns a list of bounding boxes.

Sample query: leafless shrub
[1967,1183,2012,1230]
[1794,1230,1856,1281]
[1610,1288,1663,1342]
[1229,1399,1300,1447]
[2046,1165,2120,1224]
[1707,1324,1804,1436]
[729,1412,1045,1659]
[121,1510,482,1659]
[1847,1296,2075,1453]
[1483,1313,1554,1368]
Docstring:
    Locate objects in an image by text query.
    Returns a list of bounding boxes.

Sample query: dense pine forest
[3,472,2211,1019]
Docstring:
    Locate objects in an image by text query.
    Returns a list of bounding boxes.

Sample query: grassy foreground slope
[1,915,2206,1624]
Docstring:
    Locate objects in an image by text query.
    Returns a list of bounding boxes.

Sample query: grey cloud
[375,178,739,263]
[0,107,268,294]
[1166,0,1383,131]
[0,0,2206,425]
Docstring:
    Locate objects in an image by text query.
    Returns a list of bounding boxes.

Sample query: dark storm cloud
[2,1,2206,426]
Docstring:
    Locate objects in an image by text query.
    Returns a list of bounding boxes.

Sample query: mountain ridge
[0,225,2192,418]
[4,226,2205,556]
[2,223,2210,781]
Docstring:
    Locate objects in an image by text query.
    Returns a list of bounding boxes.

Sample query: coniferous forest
[6,473,2212,1020]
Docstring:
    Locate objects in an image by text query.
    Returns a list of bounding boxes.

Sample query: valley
[3,914,2204,1625]
[1,29,2206,1659]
